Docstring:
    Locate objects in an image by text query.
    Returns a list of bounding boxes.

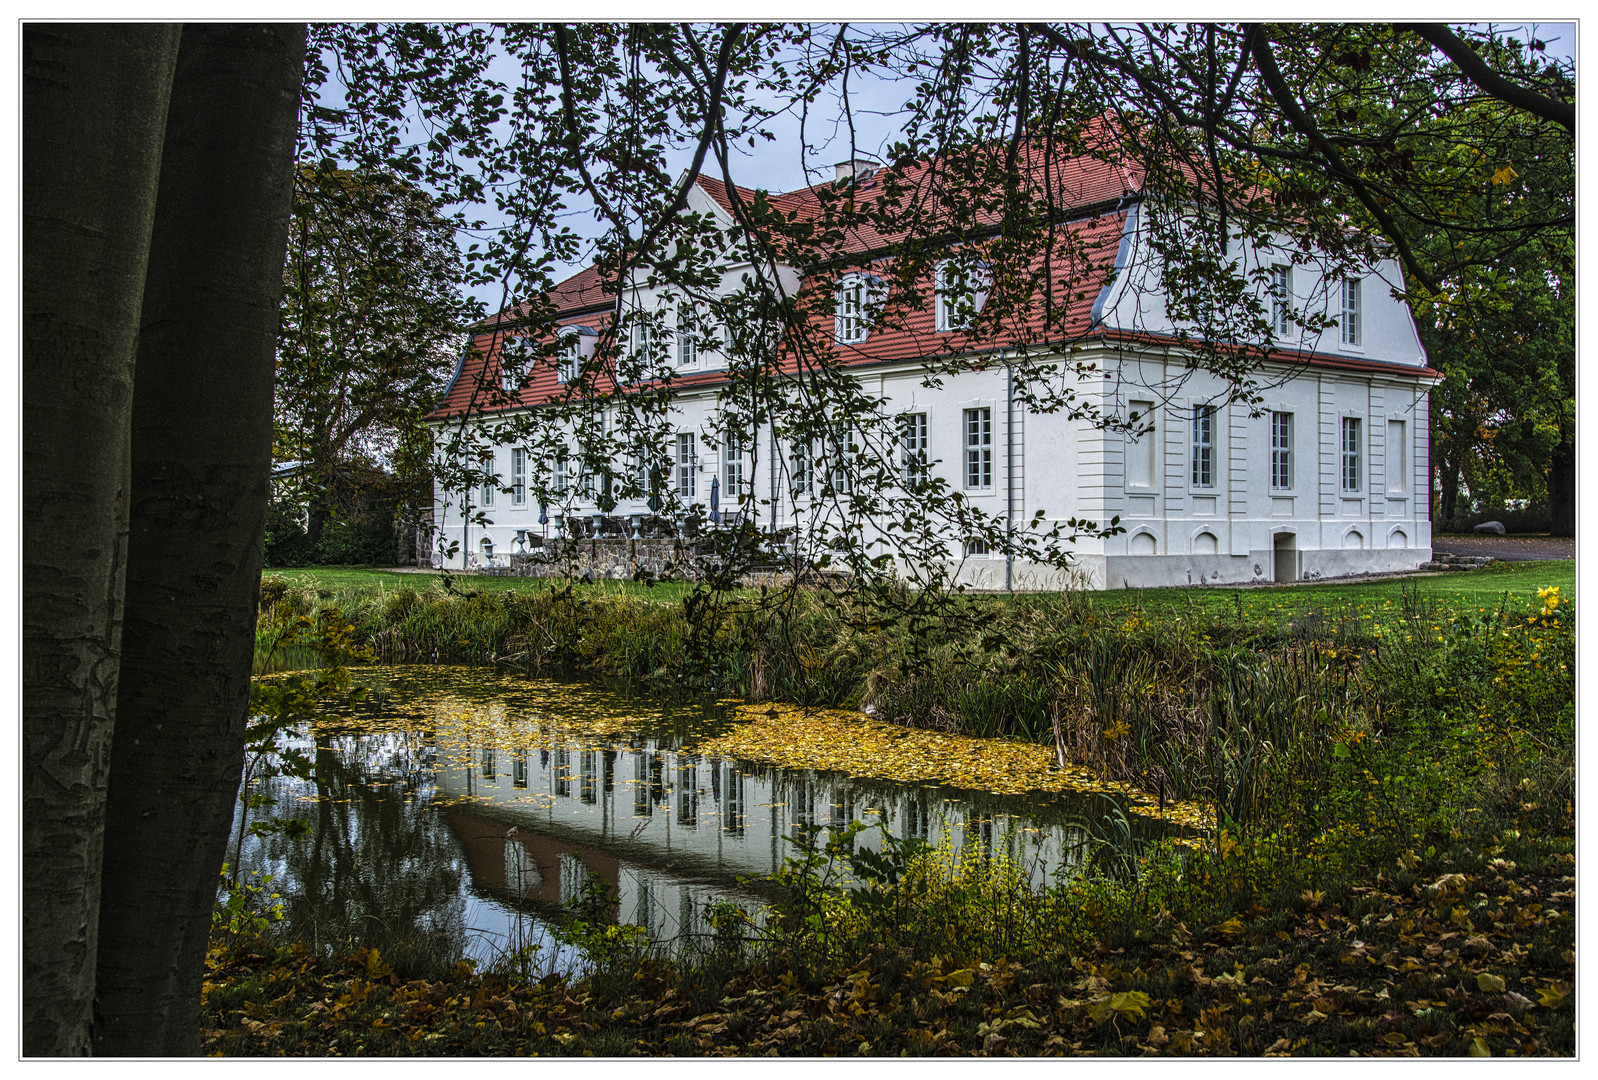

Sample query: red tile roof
[431,134,1429,420]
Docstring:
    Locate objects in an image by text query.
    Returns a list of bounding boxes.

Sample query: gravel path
[1432,534,1575,561]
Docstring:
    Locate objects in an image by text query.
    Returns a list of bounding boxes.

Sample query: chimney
[834,158,878,183]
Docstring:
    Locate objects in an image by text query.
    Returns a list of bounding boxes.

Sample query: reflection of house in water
[437,726,1104,947]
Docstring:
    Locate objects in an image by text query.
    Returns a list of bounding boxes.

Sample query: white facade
[433,182,1436,589]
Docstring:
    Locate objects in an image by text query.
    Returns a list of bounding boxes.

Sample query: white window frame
[631,317,653,359]
[834,273,868,344]
[901,411,929,485]
[962,536,989,558]
[1341,417,1362,493]
[1269,411,1293,491]
[677,309,698,369]
[1341,277,1361,347]
[1190,405,1215,489]
[935,259,989,332]
[723,432,743,498]
[827,423,853,494]
[963,407,993,491]
[675,432,696,500]
[552,450,569,496]
[480,450,496,507]
[511,447,527,505]
[1270,264,1292,336]
[556,333,580,383]
[790,438,812,496]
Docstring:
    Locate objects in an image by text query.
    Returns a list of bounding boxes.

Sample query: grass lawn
[267,559,1572,622]
[263,565,699,602]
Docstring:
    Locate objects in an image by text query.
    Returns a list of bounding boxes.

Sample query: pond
[233,665,1184,976]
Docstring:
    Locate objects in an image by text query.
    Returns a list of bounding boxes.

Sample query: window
[1341,277,1361,346]
[901,412,928,484]
[675,433,696,500]
[677,310,698,368]
[834,273,867,344]
[557,334,580,383]
[1387,419,1407,493]
[1270,412,1293,491]
[501,361,520,394]
[1341,417,1362,492]
[1191,405,1214,488]
[635,445,662,503]
[827,423,852,494]
[1126,400,1155,489]
[480,451,495,507]
[630,318,653,358]
[552,450,569,495]
[1270,264,1292,336]
[511,448,526,505]
[723,433,743,498]
[964,408,993,490]
[963,536,989,557]
[790,438,812,496]
[935,259,990,331]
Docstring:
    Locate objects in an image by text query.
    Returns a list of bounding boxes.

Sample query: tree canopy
[274,166,470,549]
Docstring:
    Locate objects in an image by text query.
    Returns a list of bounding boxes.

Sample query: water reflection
[237,667,1168,974]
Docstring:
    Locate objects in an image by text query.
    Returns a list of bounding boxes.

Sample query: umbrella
[709,475,720,523]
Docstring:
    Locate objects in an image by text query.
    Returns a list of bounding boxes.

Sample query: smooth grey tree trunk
[22,23,182,1057]
[93,23,306,1056]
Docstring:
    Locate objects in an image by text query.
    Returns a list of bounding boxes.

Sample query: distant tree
[274,167,468,549]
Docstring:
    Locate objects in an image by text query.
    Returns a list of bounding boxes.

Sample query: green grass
[1081,559,1574,621]
[264,566,699,603]
[269,558,1572,613]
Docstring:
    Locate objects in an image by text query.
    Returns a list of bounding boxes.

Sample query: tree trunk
[1438,458,1460,527]
[22,23,181,1057]
[1547,434,1575,537]
[93,24,305,1056]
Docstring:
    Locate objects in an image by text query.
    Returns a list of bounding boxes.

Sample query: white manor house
[429,144,1437,591]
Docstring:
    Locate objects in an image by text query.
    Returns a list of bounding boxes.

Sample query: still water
[235,665,1172,974]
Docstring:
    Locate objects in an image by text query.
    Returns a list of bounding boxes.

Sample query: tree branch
[1248,32,1440,294]
[1403,23,1574,134]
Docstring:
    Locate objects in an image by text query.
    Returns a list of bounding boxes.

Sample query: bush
[264,509,395,568]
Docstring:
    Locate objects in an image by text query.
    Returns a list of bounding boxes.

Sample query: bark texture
[93,23,306,1056]
[1546,437,1575,538]
[22,23,181,1057]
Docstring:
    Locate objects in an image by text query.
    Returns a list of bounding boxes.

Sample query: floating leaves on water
[693,703,1212,830]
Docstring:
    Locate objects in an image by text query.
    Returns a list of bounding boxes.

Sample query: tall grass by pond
[224,570,1574,1056]
[256,570,1573,835]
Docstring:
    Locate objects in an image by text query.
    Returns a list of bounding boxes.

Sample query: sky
[449,19,1577,311]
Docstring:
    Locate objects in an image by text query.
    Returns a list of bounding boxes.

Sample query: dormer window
[677,309,698,368]
[1341,277,1361,346]
[556,333,580,383]
[630,318,653,358]
[835,273,886,345]
[1270,264,1292,336]
[835,274,867,344]
[935,259,990,332]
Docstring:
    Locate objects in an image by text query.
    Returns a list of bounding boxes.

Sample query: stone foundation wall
[478,538,793,583]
